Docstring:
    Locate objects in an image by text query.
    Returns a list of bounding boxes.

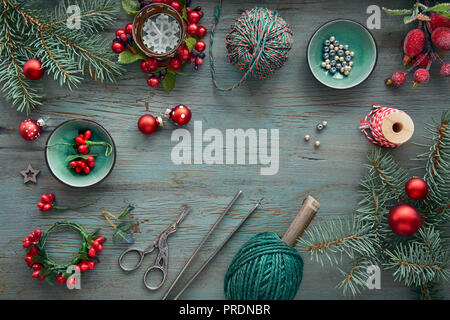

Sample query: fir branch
[336,258,377,296]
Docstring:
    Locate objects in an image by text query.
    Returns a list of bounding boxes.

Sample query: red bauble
[187,23,199,36]
[138,115,162,135]
[405,177,428,200]
[197,26,207,38]
[19,119,43,141]
[170,1,182,13]
[112,41,126,54]
[23,59,45,80]
[388,204,422,237]
[195,41,206,52]
[188,11,201,24]
[165,105,192,126]
[169,57,182,70]
[125,23,133,35]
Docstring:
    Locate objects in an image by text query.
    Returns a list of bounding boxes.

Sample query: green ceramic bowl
[307,19,378,89]
[45,119,116,188]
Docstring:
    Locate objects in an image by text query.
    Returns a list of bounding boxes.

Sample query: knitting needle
[172,197,263,300]
[161,190,243,300]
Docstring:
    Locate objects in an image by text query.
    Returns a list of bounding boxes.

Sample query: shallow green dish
[307,19,378,89]
[45,119,116,188]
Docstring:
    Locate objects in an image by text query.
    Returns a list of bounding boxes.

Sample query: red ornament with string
[23,59,45,80]
[388,203,422,237]
[165,105,191,126]
[19,119,45,141]
[138,114,163,135]
[405,177,428,200]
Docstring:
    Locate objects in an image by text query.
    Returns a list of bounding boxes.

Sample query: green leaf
[182,6,188,21]
[117,204,135,219]
[118,50,147,64]
[382,7,412,15]
[122,0,140,15]
[184,37,197,51]
[424,3,450,14]
[65,154,98,162]
[162,71,176,93]
[87,228,101,244]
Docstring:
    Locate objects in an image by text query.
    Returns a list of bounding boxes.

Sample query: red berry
[79,262,89,273]
[35,229,42,239]
[431,27,450,51]
[412,53,429,68]
[197,26,207,38]
[170,1,182,13]
[56,274,67,284]
[119,33,129,44]
[195,57,204,66]
[37,202,45,210]
[96,236,105,243]
[96,244,103,252]
[386,71,406,87]
[28,246,39,256]
[41,194,51,204]
[145,58,158,72]
[115,29,126,37]
[92,240,100,249]
[112,41,125,54]
[189,56,195,64]
[413,68,430,87]
[78,144,88,154]
[43,203,52,212]
[125,23,133,35]
[87,261,96,270]
[178,48,190,61]
[440,63,450,77]
[83,166,90,174]
[430,12,450,31]
[23,238,31,248]
[147,77,159,88]
[87,156,94,162]
[32,263,43,271]
[194,41,206,52]
[83,130,92,140]
[32,270,40,278]
[188,11,201,24]
[70,161,78,167]
[403,29,425,60]
[140,61,150,73]
[28,231,36,242]
[186,7,192,13]
[75,166,82,173]
[169,57,182,70]
[38,274,45,281]
[88,161,95,168]
[187,23,199,36]
[88,247,97,258]
[48,193,55,202]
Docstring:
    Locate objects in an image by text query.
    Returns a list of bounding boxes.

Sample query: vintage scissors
[118,206,191,290]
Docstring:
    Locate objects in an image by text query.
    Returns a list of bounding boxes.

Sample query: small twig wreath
[23,221,105,285]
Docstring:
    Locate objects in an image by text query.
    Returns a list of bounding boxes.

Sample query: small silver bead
[316,123,324,131]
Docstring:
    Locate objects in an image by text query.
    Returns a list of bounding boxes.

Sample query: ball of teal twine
[209,2,294,92]
[224,231,304,300]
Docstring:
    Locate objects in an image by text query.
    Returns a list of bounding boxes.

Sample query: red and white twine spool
[359,104,414,148]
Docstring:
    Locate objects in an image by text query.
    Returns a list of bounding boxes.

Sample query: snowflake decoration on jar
[143,13,181,54]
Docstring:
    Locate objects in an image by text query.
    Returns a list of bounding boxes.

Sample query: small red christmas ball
[170,0,182,13]
[167,105,192,126]
[147,77,159,88]
[138,115,162,135]
[188,11,201,24]
[169,57,182,70]
[197,26,207,38]
[405,177,428,200]
[388,204,422,237]
[195,41,206,52]
[187,23,199,36]
[116,29,126,37]
[112,41,125,54]
[19,119,42,141]
[125,23,133,35]
[23,59,45,80]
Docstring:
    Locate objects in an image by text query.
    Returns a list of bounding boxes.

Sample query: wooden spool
[282,195,320,247]
[381,111,414,145]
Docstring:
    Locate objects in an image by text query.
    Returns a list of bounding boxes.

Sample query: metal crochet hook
[171,197,263,300]
[162,190,243,300]
[118,206,191,291]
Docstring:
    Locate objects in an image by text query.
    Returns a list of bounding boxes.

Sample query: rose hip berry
[403,29,425,65]
[413,68,430,87]
[431,27,450,51]
[440,63,450,77]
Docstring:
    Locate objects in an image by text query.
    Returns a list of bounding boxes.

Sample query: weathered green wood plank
[0,0,448,299]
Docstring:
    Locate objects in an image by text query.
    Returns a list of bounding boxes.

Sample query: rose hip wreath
[113,0,207,92]
[23,221,105,285]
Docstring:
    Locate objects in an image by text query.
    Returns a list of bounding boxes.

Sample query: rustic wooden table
[0,0,448,300]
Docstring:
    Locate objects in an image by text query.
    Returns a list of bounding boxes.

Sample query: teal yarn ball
[224,231,304,300]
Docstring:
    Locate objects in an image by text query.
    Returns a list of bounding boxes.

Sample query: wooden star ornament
[20,164,40,184]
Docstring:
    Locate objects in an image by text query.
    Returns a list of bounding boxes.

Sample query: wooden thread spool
[360,104,414,148]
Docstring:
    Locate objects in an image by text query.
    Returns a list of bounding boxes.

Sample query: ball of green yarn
[224,231,304,300]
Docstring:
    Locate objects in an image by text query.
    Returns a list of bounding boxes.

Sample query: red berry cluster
[385,11,450,87]
[23,229,42,249]
[70,156,95,175]
[88,236,105,258]
[37,193,55,212]
[112,23,134,54]
[75,129,92,154]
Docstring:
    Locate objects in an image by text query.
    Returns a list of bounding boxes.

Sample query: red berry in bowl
[197,26,207,38]
[147,77,159,88]
[440,63,450,77]
[83,130,92,140]
[431,27,450,51]
[169,57,182,70]
[187,23,199,36]
[125,23,133,35]
[413,68,430,87]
